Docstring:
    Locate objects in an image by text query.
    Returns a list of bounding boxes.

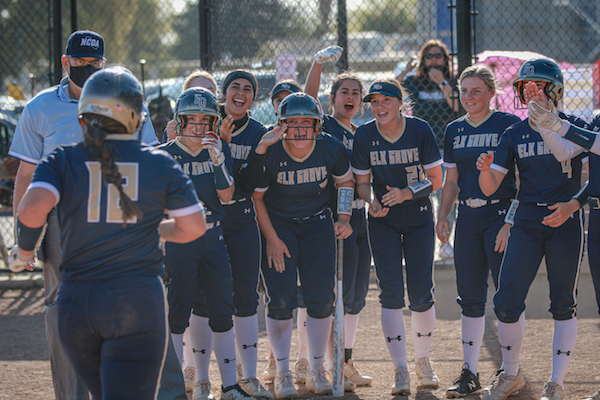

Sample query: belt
[206,220,221,230]
[459,198,500,208]
[292,209,327,222]
[352,199,366,209]
[589,197,600,209]
[221,197,247,206]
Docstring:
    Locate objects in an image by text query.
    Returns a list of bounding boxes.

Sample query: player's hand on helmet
[494,223,511,253]
[381,185,411,207]
[314,45,343,64]
[542,199,580,228]
[435,217,451,243]
[219,115,234,144]
[166,119,177,142]
[256,124,287,155]
[368,198,389,218]
[266,236,291,273]
[334,218,353,240]
[8,246,34,273]
[476,151,494,171]
[202,132,225,165]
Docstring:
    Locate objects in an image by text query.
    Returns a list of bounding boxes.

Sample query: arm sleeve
[538,124,585,162]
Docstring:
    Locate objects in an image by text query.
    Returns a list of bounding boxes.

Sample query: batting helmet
[174,87,221,135]
[78,66,145,134]
[513,58,564,106]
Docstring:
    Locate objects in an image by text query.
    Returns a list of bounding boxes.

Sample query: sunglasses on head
[424,52,444,60]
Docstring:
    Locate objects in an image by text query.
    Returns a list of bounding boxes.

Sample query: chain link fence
[1,0,599,265]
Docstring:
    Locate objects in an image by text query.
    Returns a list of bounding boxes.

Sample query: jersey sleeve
[351,126,371,176]
[491,129,515,174]
[329,136,352,180]
[442,124,456,168]
[29,148,64,203]
[418,121,443,169]
[9,104,45,164]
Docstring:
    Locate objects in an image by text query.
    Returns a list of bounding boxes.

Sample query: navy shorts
[493,203,583,323]
[57,275,167,400]
[262,211,336,320]
[368,197,435,311]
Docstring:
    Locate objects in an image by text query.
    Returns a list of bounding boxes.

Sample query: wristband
[563,123,598,150]
[504,199,519,225]
[572,182,589,207]
[213,161,233,190]
[407,179,433,199]
[337,187,354,216]
[16,219,46,252]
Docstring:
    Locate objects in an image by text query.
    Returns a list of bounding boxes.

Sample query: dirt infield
[1,267,599,400]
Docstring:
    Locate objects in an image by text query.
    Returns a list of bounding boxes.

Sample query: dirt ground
[1,266,600,400]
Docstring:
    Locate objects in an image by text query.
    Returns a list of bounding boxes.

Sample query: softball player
[249,93,353,398]
[8,30,158,400]
[477,58,588,400]
[351,78,443,395]
[305,45,374,388]
[218,70,273,399]
[159,88,260,400]
[9,67,206,400]
[435,65,520,398]
[526,87,600,400]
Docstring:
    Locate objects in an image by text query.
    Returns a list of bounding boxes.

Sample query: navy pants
[262,211,336,320]
[494,203,583,323]
[367,198,435,312]
[343,207,372,315]
[454,200,510,317]
[57,276,167,400]
[588,209,600,315]
[166,226,235,334]
[222,199,261,317]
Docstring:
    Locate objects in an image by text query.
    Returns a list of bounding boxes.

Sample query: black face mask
[69,65,101,88]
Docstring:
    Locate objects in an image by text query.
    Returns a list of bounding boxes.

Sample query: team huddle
[7,30,600,400]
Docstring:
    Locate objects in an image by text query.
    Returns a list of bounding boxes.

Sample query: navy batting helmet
[513,58,564,106]
[175,87,220,135]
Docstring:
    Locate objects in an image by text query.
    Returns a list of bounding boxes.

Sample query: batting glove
[202,132,225,166]
[528,100,563,132]
[314,45,343,64]
[8,246,33,273]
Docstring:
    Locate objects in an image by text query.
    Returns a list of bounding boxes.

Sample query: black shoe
[445,365,481,398]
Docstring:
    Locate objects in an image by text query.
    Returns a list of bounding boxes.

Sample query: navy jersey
[351,116,443,202]
[404,75,457,147]
[323,115,356,157]
[158,139,232,224]
[229,117,268,199]
[492,113,589,203]
[256,133,352,219]
[587,115,600,197]
[31,136,202,281]
[444,110,521,200]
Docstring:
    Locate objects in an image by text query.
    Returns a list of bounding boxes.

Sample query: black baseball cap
[363,81,403,102]
[65,30,105,59]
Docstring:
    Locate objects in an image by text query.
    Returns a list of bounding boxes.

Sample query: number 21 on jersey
[86,161,139,224]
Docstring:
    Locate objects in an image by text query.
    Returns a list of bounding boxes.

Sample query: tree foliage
[350,0,417,34]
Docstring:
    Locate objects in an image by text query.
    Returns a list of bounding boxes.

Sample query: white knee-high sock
[189,314,213,382]
[550,318,577,386]
[497,315,525,377]
[233,314,259,379]
[297,308,309,361]
[381,308,408,370]
[325,321,334,371]
[171,333,184,366]
[213,328,237,388]
[461,315,485,373]
[499,312,525,372]
[411,307,436,360]
[266,317,293,376]
[306,315,333,372]
[344,313,360,350]
[183,328,195,369]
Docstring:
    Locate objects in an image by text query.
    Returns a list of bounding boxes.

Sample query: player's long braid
[83,115,142,226]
